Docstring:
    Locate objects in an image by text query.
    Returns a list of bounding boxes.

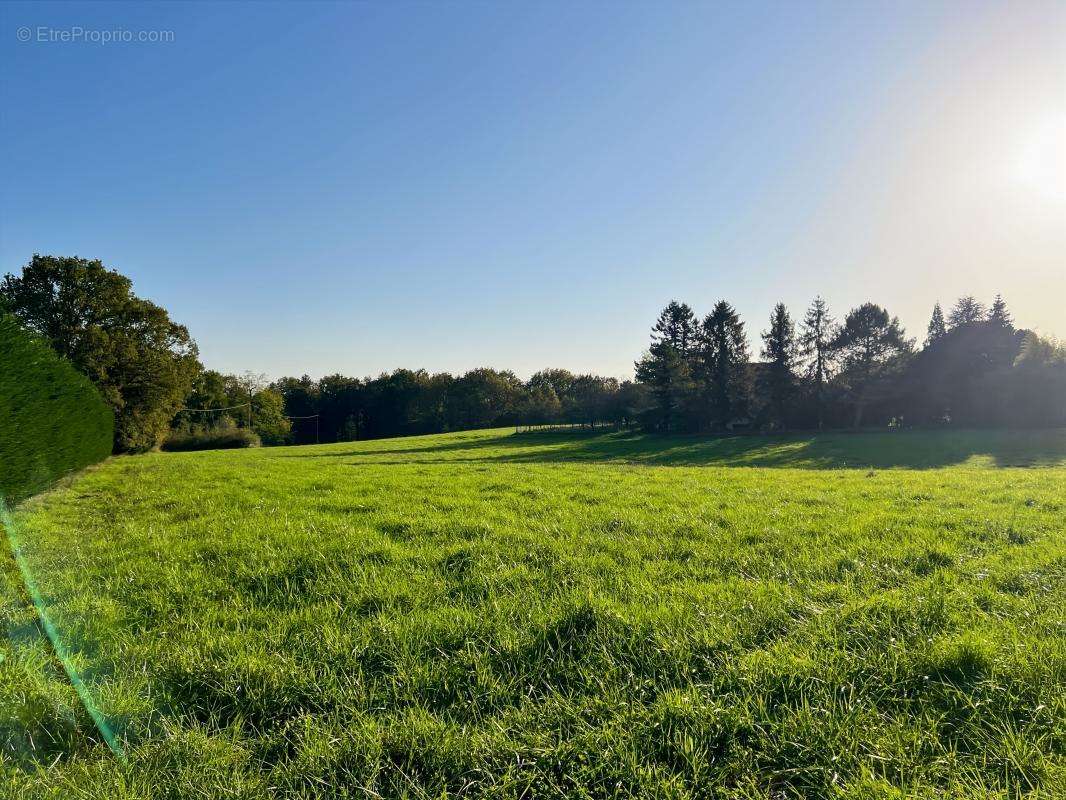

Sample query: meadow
[2,428,1064,799]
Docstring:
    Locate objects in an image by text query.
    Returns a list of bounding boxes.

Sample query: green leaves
[1,256,199,452]
[0,315,113,504]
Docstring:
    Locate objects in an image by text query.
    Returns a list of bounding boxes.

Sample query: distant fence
[515,421,623,434]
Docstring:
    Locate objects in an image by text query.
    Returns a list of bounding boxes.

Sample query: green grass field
[3,428,1065,799]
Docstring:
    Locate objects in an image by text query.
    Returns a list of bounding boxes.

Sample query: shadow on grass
[276,428,1066,470]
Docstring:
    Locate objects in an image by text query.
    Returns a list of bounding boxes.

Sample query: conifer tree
[925,302,946,347]
[696,301,751,427]
[948,295,985,328]
[651,301,698,357]
[988,294,1013,330]
[799,296,835,429]
[760,303,797,428]
[634,302,698,430]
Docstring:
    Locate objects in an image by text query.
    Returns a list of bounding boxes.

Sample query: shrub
[162,419,261,452]
[0,315,114,504]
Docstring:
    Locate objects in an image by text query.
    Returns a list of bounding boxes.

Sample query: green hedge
[0,315,114,504]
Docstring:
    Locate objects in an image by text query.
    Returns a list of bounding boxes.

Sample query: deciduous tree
[831,303,911,427]
[1,254,199,451]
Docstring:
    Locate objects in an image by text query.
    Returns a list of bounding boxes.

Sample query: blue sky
[2,1,1063,379]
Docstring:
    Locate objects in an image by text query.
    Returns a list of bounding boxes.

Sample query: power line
[283,413,320,444]
[176,402,250,413]
[178,405,320,419]
[175,406,321,444]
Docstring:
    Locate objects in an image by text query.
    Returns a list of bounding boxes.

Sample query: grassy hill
[3,428,1064,798]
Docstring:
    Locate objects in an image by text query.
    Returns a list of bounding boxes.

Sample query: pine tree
[651,301,698,357]
[635,302,698,431]
[799,296,835,429]
[948,296,985,329]
[696,301,751,427]
[760,303,797,429]
[988,294,1013,330]
[925,302,946,347]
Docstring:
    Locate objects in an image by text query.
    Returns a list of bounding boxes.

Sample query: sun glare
[1012,112,1066,203]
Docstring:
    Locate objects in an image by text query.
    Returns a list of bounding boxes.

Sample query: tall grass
[2,428,1064,798]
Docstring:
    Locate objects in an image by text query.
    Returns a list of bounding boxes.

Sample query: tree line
[3,255,1064,452]
[635,295,1065,432]
[219,293,1066,443]
[0,256,644,448]
[271,368,646,444]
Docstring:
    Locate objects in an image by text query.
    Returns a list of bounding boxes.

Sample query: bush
[0,315,114,504]
[162,420,261,452]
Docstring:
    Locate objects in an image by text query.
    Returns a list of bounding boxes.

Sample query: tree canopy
[831,303,912,427]
[1,255,200,451]
[6,252,1060,448]
[633,293,1058,432]
[948,296,986,329]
